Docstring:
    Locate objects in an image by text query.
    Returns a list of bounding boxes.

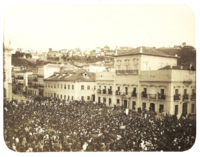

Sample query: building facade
[95,47,196,115]
[44,70,96,101]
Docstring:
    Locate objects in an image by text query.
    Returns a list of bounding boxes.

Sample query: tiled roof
[44,69,95,82]
[117,47,176,58]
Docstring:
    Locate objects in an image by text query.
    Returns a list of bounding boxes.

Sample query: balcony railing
[131,92,137,97]
[103,89,106,94]
[17,83,24,85]
[108,90,112,95]
[149,94,156,99]
[141,93,148,98]
[158,94,166,100]
[38,75,44,78]
[191,94,196,100]
[174,94,181,101]
[116,70,138,75]
[16,77,24,80]
[97,89,101,94]
[116,91,121,95]
[33,78,38,82]
[183,94,189,101]
[38,84,44,88]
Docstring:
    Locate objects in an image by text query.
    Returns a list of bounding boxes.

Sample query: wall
[141,55,177,70]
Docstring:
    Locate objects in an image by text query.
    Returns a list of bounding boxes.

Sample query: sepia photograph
[2,3,197,153]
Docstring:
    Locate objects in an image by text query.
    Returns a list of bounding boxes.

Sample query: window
[71,96,73,100]
[60,95,62,99]
[87,85,90,90]
[81,85,84,90]
[192,89,195,94]
[109,98,112,105]
[57,84,59,88]
[57,94,59,98]
[117,99,120,105]
[61,85,63,89]
[54,84,56,88]
[160,89,164,95]
[45,83,47,87]
[94,86,96,90]
[132,101,136,110]
[87,96,90,100]
[142,102,146,110]
[51,93,53,97]
[48,84,50,88]
[48,93,50,97]
[51,84,53,88]
[103,97,106,103]
[144,88,147,93]
[184,89,187,94]
[191,104,195,113]
[118,87,120,91]
[64,85,66,89]
[72,85,74,90]
[81,96,84,100]
[175,89,179,94]
[68,85,70,89]
[68,96,70,100]
[64,95,66,99]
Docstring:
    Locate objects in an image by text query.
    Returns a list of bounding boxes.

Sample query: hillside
[158,48,196,68]
[12,58,37,67]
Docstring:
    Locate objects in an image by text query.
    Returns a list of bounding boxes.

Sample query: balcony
[38,75,44,78]
[158,94,166,100]
[131,92,137,97]
[16,77,24,80]
[103,89,106,94]
[108,90,112,95]
[141,93,148,98]
[97,89,101,94]
[116,70,138,75]
[33,78,38,82]
[174,94,181,101]
[38,84,44,88]
[191,94,196,100]
[183,94,189,101]
[149,94,156,99]
[116,90,121,95]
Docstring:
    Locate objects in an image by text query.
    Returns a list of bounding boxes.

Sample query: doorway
[150,103,155,112]
[109,98,112,106]
[92,95,95,101]
[159,104,164,113]
[175,105,178,115]
[182,103,188,114]
[124,100,127,108]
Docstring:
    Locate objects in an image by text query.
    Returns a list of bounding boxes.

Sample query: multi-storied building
[44,69,96,101]
[95,47,196,115]
[15,69,33,93]
[27,66,44,96]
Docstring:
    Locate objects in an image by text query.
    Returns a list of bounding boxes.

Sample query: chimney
[115,46,118,56]
[140,47,143,53]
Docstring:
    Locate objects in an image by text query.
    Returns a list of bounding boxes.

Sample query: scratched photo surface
[3,4,196,152]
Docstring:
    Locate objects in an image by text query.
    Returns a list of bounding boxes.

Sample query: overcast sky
[4,4,195,52]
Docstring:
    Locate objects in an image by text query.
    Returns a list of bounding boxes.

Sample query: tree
[182,42,186,47]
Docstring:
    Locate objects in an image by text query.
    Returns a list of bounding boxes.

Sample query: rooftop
[44,69,95,82]
[116,47,178,58]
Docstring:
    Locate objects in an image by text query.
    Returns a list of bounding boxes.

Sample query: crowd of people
[4,98,196,152]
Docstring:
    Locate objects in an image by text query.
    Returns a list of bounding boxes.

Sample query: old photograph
[3,4,196,152]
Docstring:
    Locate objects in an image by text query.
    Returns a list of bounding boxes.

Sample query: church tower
[3,40,13,100]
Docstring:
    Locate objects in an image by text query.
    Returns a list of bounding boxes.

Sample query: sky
[3,4,195,52]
